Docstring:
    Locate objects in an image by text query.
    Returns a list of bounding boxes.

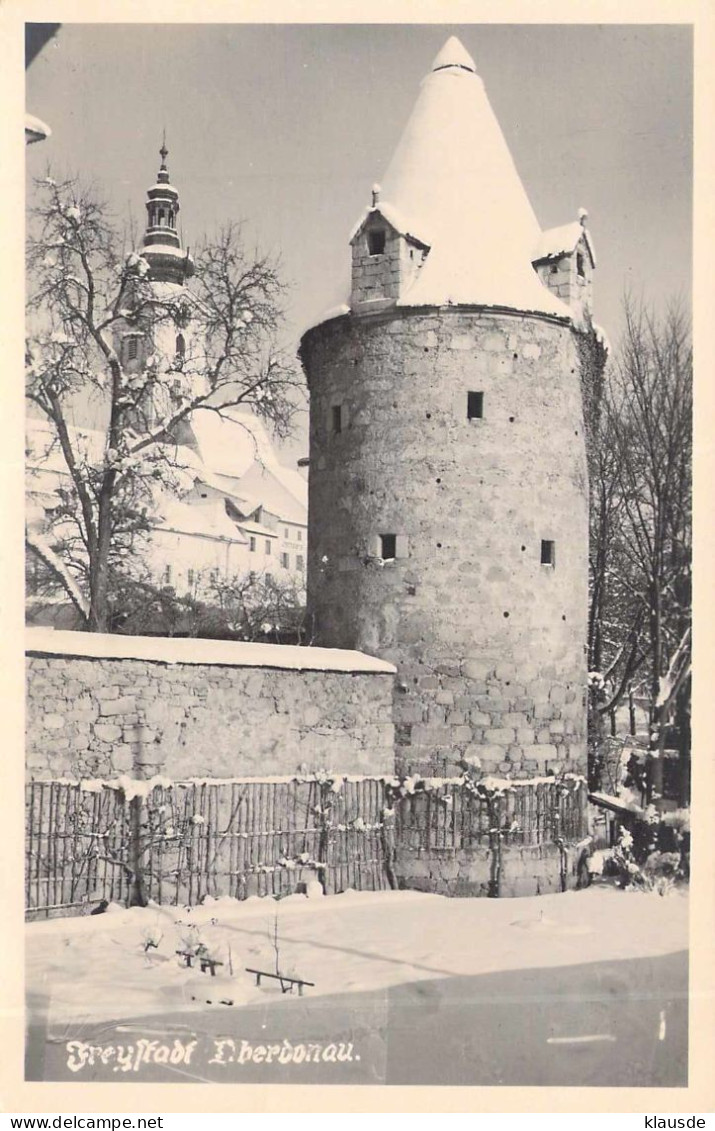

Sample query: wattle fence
[25,775,589,918]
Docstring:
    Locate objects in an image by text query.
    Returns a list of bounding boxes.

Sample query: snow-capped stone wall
[25,630,395,781]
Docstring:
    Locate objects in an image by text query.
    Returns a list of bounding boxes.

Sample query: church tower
[116,142,200,431]
[140,139,195,290]
[301,38,607,780]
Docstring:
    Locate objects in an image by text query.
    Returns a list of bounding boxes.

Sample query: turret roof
[312,36,572,327]
[430,35,478,73]
[533,218,597,268]
[379,37,568,315]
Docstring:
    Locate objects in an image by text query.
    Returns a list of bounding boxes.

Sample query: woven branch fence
[25,776,588,919]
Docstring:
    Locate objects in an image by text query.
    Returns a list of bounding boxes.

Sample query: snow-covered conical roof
[380,37,568,315]
[314,36,571,325]
[430,35,478,73]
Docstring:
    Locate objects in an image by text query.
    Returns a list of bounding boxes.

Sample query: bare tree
[588,297,692,794]
[587,399,652,749]
[26,173,302,632]
[102,568,306,642]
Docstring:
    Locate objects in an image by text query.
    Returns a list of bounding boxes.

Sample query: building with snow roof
[26,147,307,623]
[26,406,307,622]
[301,36,609,780]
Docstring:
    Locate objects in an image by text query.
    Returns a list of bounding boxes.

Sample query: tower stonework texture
[301,38,607,780]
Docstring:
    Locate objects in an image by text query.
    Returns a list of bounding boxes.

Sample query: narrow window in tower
[168,210,174,226]
[467,391,484,419]
[158,208,166,226]
[541,540,556,566]
[380,534,397,561]
[367,229,386,256]
[576,252,585,279]
[176,333,186,359]
[127,337,139,361]
[332,405,342,434]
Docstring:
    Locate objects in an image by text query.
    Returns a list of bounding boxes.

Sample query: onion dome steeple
[141,138,194,286]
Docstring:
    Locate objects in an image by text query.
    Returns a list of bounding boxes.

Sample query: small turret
[349,183,430,309]
[532,210,596,330]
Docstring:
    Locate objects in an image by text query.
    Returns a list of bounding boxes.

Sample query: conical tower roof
[340,37,569,320]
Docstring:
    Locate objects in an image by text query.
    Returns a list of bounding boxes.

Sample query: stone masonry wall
[26,633,395,781]
[302,306,590,781]
[395,841,586,899]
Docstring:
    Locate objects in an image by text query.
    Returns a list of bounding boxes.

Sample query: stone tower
[300,37,606,780]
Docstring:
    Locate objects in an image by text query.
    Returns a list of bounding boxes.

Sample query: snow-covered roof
[26,409,306,539]
[146,181,179,196]
[190,467,249,504]
[188,409,279,480]
[348,203,430,248]
[25,113,52,143]
[186,410,306,523]
[237,519,279,538]
[235,467,307,527]
[533,220,597,267]
[156,496,248,543]
[142,244,191,260]
[309,35,571,326]
[271,464,308,513]
[26,416,106,470]
[26,627,397,674]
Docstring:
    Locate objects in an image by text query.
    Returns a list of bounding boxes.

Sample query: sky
[25,23,693,466]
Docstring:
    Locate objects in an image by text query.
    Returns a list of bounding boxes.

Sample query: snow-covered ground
[27,885,688,1027]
